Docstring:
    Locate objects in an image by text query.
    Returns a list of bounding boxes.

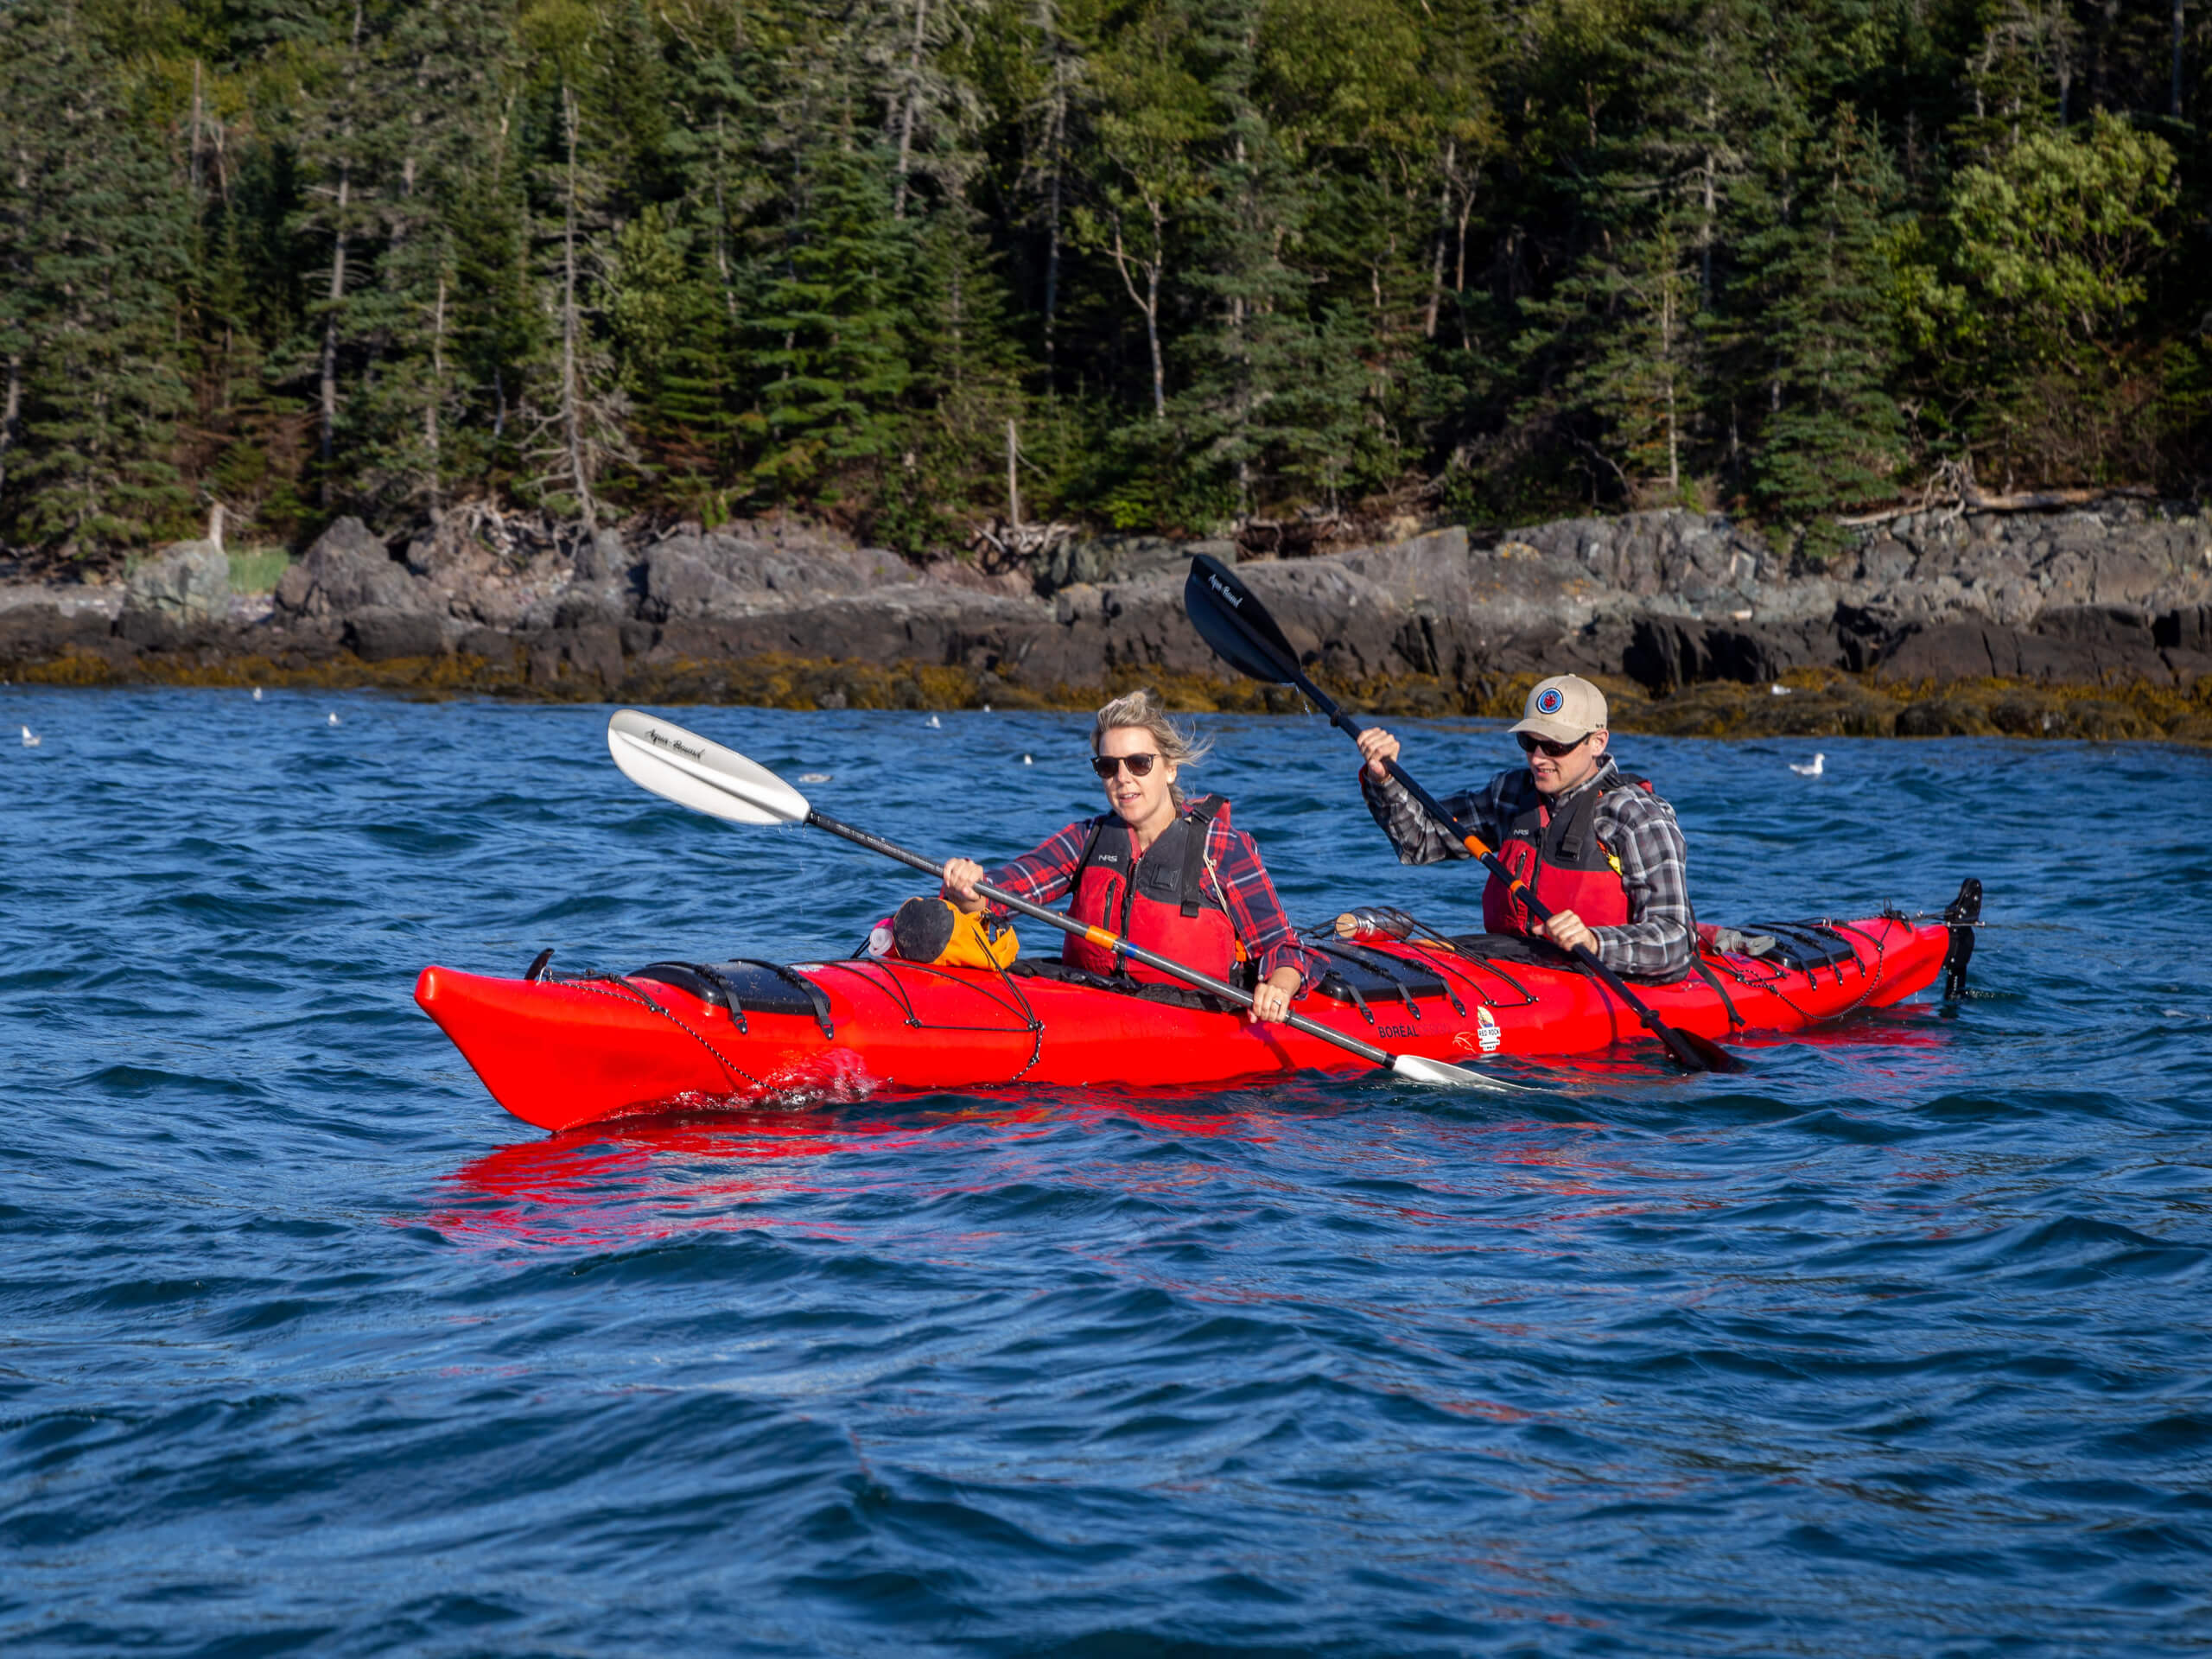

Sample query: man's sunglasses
[1090,752,1160,779]
[1516,733,1589,758]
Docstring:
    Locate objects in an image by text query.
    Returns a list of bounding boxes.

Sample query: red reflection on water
[427,1107,919,1249]
[422,1089,1310,1250]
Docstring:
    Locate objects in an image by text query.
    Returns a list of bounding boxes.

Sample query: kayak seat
[629,960,836,1037]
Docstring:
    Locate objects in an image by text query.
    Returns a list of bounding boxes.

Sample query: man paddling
[1354,675,1694,982]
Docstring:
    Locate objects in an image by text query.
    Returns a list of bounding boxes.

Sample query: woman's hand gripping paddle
[605,709,1522,1091]
[1182,556,1743,1075]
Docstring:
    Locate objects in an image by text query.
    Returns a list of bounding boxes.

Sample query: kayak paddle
[605,709,1522,1091]
[1183,554,1743,1075]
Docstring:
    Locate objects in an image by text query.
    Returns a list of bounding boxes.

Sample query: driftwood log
[1839,460,2161,527]
[967,518,1079,570]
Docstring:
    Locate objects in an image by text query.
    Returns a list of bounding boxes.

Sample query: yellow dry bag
[889,895,1020,971]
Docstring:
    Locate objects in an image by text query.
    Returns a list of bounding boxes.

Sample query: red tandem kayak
[416,891,1979,1132]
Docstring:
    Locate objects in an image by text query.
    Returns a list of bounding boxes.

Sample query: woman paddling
[938,690,1321,1023]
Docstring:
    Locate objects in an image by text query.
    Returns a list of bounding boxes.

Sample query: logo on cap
[1535,687,1565,715]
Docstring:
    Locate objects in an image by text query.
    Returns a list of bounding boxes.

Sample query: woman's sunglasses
[1090,752,1160,779]
[1516,733,1588,758]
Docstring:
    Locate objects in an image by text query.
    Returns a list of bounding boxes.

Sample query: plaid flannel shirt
[1359,757,1695,982]
[982,813,1325,988]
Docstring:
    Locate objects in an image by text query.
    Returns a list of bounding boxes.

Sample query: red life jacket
[1063,795,1241,984]
[1480,772,1652,939]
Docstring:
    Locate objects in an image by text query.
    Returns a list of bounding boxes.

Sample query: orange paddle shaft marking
[1459,831,1532,900]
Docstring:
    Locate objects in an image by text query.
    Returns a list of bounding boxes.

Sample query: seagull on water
[252,686,263,701]
[1789,752,1825,777]
[926,714,941,728]
[798,772,832,784]
[20,725,40,747]
[1020,753,1033,766]
[327,712,341,727]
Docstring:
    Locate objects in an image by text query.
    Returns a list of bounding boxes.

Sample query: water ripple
[3,692,2209,1654]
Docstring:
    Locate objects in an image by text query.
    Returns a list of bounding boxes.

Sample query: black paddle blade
[1185,555,1302,685]
[1668,1025,1745,1074]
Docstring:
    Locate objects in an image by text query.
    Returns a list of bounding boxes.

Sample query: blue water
[4,689,2210,1657]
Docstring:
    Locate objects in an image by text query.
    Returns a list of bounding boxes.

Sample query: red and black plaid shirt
[982,814,1325,988]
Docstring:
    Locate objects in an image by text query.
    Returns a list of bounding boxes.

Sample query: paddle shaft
[801,808,1404,1069]
[1262,667,1722,1071]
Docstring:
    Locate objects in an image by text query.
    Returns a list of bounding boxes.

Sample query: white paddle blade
[607,709,810,826]
[1389,1052,1523,1091]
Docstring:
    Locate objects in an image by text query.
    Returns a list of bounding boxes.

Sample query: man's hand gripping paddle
[605,709,1522,1091]
[1182,555,1743,1075]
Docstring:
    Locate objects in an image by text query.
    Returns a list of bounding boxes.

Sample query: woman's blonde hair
[1092,688,1211,808]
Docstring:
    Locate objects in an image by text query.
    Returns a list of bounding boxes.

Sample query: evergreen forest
[2,0,2208,563]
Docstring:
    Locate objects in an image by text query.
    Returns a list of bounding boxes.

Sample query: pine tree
[259,0,383,511]
[1511,0,1789,505]
[1525,215,1701,501]
[444,108,543,497]
[0,0,194,556]
[610,200,744,512]
[347,0,518,513]
[517,0,633,526]
[1178,0,1322,514]
[747,137,914,496]
[898,187,1030,540]
[1,0,2208,543]
[1747,105,1907,520]
[1077,0,1209,423]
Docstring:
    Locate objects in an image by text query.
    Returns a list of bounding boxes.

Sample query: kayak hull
[416,913,1958,1133]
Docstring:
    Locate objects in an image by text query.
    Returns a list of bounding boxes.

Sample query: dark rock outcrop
[1873,605,2192,687]
[6,500,2209,741]
[275,517,433,625]
[346,607,450,663]
[0,595,122,660]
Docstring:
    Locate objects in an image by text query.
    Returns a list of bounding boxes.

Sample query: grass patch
[228,547,292,594]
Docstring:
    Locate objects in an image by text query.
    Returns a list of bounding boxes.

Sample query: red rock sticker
[1452,1007,1503,1055]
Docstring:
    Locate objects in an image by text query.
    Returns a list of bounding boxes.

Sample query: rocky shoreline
[5,504,2210,741]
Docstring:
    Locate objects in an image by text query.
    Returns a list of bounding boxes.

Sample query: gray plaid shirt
[1359,756,1695,982]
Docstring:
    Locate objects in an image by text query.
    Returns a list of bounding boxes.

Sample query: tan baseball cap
[1510,674,1607,743]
